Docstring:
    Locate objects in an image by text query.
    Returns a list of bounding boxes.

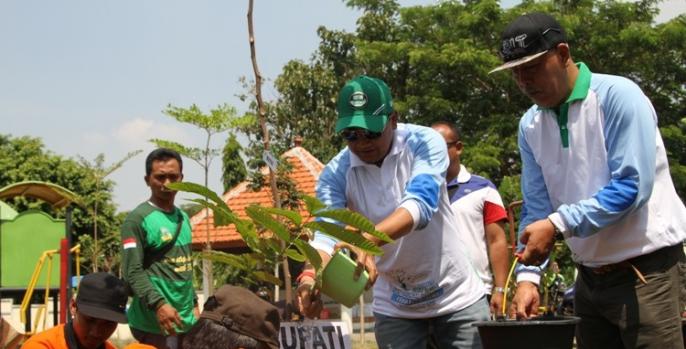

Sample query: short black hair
[431,120,462,142]
[145,148,183,176]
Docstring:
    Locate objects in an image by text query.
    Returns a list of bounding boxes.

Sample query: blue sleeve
[516,114,551,277]
[518,113,555,237]
[402,125,448,229]
[558,78,656,238]
[311,150,351,252]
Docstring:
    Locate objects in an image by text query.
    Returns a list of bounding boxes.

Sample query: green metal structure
[1,209,64,288]
[0,181,83,330]
[0,181,82,289]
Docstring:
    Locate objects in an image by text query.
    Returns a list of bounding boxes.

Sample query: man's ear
[144,175,150,186]
[389,111,399,129]
[455,141,464,156]
[556,43,571,65]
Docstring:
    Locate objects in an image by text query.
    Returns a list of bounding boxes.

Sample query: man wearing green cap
[296,75,489,348]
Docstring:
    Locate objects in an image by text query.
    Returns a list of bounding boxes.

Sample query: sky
[1,0,684,212]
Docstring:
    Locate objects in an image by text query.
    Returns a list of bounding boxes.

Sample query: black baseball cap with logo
[489,12,567,74]
[75,272,128,323]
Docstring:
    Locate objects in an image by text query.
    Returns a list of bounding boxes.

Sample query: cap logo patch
[349,91,367,108]
[502,34,528,57]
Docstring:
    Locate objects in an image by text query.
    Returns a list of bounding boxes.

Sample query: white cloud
[113,117,193,151]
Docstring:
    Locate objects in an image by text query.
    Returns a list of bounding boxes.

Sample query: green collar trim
[566,62,591,103]
[545,62,591,148]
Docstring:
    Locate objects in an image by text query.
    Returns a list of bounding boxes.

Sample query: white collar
[456,164,471,184]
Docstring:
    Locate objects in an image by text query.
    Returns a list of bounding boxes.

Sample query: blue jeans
[374,296,489,349]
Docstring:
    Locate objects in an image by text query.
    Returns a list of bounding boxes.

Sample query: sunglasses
[340,129,383,142]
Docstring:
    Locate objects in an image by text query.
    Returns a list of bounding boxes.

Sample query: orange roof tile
[190,146,325,250]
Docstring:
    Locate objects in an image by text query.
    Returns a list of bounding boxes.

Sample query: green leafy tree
[244,0,685,200]
[78,150,142,271]
[0,134,122,273]
[661,118,686,198]
[221,134,247,192]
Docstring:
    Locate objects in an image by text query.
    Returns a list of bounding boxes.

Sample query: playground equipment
[0,181,83,333]
[19,244,81,334]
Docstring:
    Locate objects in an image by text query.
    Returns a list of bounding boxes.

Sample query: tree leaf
[314,209,392,243]
[149,139,203,162]
[253,271,282,286]
[245,205,291,242]
[302,195,326,214]
[293,239,322,271]
[167,182,227,209]
[184,198,235,227]
[258,206,302,225]
[304,221,383,255]
[285,248,306,262]
[199,251,246,270]
[234,220,261,252]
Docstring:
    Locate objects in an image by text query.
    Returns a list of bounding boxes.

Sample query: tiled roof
[190,146,325,250]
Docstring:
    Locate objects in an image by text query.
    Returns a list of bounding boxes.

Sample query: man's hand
[193,304,200,320]
[156,303,182,335]
[296,277,323,319]
[518,218,555,266]
[334,242,378,290]
[509,281,540,319]
[489,291,505,318]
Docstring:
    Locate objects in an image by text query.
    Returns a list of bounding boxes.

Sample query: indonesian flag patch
[122,238,137,249]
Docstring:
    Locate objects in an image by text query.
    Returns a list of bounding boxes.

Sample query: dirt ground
[350,332,378,349]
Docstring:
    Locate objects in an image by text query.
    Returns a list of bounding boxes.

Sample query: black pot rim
[473,315,581,327]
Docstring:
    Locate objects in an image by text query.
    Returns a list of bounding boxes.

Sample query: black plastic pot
[473,315,581,349]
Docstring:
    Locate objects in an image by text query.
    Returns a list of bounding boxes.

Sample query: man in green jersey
[121,148,198,349]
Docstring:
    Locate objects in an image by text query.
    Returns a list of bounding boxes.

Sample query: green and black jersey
[121,202,196,334]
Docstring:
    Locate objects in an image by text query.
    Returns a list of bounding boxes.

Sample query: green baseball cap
[335,75,394,133]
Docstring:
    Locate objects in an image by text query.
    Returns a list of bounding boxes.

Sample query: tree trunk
[247,0,292,318]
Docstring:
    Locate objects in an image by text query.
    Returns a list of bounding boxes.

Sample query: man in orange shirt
[22,272,128,349]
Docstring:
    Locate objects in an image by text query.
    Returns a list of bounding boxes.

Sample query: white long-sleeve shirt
[518,63,686,275]
[312,123,485,318]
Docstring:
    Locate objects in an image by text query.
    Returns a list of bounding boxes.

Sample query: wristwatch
[493,287,505,294]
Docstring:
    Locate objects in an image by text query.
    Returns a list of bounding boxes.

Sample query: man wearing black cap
[182,285,280,349]
[491,12,686,347]
[296,75,489,348]
[22,272,128,349]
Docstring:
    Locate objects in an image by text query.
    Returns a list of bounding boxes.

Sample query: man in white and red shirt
[433,121,510,316]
